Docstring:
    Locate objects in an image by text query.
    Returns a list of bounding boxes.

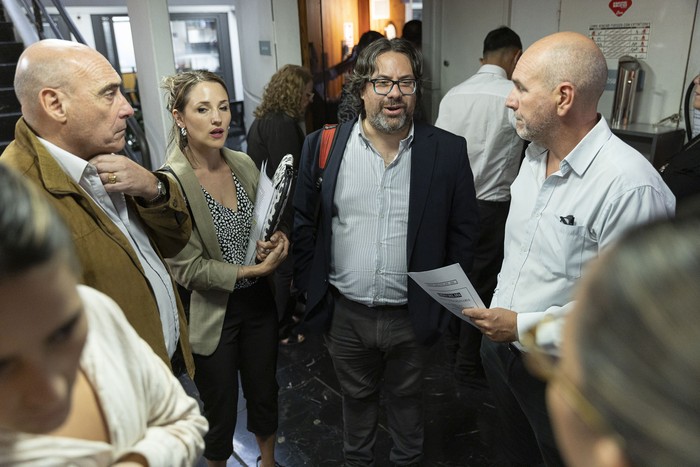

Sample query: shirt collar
[525,115,612,177]
[476,64,508,79]
[37,137,94,184]
[357,117,415,150]
[561,115,611,177]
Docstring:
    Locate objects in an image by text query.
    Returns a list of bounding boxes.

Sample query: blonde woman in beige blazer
[162,71,289,467]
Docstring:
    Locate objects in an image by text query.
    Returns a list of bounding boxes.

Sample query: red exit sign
[609,0,632,16]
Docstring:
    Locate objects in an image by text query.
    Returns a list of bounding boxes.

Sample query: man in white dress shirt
[435,26,524,386]
[463,31,675,466]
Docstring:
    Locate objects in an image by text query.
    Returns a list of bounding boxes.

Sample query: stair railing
[1,0,40,46]
[1,0,151,169]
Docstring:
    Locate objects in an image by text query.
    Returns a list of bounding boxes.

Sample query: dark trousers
[193,279,280,461]
[171,345,204,411]
[481,339,564,467]
[325,291,430,467]
[445,199,509,376]
[272,252,295,322]
[272,251,304,338]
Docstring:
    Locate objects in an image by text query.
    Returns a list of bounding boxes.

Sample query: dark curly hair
[344,38,423,119]
[254,64,313,120]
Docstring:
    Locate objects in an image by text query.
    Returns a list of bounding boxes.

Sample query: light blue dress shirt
[492,117,675,345]
[329,119,414,307]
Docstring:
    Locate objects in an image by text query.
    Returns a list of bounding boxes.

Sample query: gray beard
[367,110,410,134]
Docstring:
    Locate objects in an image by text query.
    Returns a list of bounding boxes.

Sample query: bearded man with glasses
[293,38,479,467]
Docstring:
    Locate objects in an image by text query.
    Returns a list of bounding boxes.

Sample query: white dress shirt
[435,64,523,201]
[329,119,413,306]
[492,117,675,345]
[0,286,207,466]
[39,138,180,357]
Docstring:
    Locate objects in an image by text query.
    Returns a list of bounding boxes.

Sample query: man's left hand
[462,307,518,342]
[90,154,160,200]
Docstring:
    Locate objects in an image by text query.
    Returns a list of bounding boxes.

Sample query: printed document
[408,263,485,327]
[244,160,273,265]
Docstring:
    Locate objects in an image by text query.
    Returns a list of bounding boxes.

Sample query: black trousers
[325,290,430,466]
[481,339,564,467]
[193,279,279,461]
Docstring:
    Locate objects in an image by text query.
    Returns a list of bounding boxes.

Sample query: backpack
[315,123,338,191]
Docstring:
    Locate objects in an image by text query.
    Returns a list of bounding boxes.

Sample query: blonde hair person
[0,164,207,465]
[247,65,314,346]
[162,70,289,467]
[542,212,700,467]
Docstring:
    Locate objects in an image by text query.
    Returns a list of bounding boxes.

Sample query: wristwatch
[147,179,167,204]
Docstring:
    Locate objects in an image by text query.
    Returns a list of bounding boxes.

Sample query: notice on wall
[589,22,651,59]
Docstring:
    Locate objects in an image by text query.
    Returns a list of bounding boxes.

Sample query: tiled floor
[224,329,506,467]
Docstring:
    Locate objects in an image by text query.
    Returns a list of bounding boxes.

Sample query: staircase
[0,4,22,155]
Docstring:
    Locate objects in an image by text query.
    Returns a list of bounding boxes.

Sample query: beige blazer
[163,145,259,356]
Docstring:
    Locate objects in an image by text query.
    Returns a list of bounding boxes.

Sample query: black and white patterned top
[202,172,256,289]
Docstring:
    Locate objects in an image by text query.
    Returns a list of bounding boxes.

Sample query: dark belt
[477,198,510,209]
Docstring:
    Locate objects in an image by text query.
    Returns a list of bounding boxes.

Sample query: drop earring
[180,127,187,137]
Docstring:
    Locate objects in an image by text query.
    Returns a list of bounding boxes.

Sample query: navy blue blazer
[293,119,479,344]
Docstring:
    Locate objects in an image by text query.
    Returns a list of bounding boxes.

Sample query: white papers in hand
[408,263,485,327]
[243,155,295,265]
[244,160,274,265]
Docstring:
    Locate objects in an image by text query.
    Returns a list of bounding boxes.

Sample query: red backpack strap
[319,124,338,169]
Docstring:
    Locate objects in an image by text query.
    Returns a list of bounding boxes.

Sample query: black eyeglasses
[368,78,417,96]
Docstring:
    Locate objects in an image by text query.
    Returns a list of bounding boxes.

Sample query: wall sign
[609,0,633,17]
[590,22,650,59]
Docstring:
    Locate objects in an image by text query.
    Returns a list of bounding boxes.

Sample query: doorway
[300,0,422,131]
[91,12,236,103]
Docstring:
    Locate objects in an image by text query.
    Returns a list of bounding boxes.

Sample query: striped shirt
[329,119,414,306]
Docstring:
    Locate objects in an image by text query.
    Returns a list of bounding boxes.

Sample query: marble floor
[223,327,509,467]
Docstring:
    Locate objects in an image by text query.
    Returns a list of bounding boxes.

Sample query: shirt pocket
[537,216,588,280]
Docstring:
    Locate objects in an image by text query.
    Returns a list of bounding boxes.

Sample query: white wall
[559,0,698,126]
[438,0,511,95]
[427,0,562,122]
[428,0,699,129]
[511,0,561,49]
[232,0,303,134]
[54,0,699,137]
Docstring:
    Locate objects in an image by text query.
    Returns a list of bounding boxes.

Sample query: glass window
[171,18,221,73]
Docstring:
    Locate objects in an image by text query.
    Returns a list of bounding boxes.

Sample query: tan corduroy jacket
[163,145,259,356]
[1,118,195,375]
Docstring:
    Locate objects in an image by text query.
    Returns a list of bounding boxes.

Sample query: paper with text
[244,160,274,265]
[408,263,485,327]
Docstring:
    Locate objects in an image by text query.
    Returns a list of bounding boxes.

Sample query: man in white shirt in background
[435,26,524,388]
[463,31,675,466]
